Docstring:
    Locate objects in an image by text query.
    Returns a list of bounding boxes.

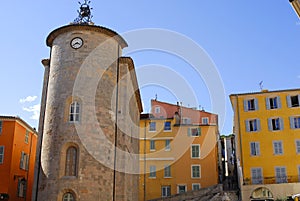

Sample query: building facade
[230,89,300,201]
[139,100,219,201]
[32,11,142,201]
[0,116,37,201]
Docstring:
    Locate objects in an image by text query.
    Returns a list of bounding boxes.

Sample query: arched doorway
[250,187,274,201]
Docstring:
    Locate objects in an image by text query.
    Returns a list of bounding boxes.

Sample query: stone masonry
[32,24,142,201]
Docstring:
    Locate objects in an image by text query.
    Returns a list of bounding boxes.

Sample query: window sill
[149,177,156,179]
[164,177,172,179]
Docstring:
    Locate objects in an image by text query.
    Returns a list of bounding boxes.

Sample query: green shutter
[188,128,191,136]
[198,127,201,136]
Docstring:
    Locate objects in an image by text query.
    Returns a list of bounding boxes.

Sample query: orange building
[139,100,220,200]
[0,116,37,201]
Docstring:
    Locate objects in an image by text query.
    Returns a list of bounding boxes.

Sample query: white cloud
[20,96,38,103]
[23,104,40,120]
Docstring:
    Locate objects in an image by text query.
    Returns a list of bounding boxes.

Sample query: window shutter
[290,117,295,129]
[245,120,250,132]
[25,155,29,170]
[266,98,270,110]
[244,100,248,112]
[188,128,191,136]
[198,127,201,136]
[17,179,20,197]
[254,99,259,110]
[298,95,300,106]
[268,118,272,131]
[287,96,292,108]
[277,96,281,109]
[256,143,260,155]
[257,119,261,131]
[279,118,284,130]
[20,152,24,169]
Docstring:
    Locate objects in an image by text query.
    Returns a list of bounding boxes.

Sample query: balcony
[243,175,300,185]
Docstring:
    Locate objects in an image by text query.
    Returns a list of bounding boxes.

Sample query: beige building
[32,3,142,201]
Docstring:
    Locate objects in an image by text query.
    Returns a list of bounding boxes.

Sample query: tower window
[63,192,75,201]
[65,147,78,176]
[69,102,80,122]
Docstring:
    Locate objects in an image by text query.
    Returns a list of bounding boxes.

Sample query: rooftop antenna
[73,0,93,24]
[259,81,263,90]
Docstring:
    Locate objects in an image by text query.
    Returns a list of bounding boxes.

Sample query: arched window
[69,102,80,122]
[63,192,75,201]
[65,147,78,176]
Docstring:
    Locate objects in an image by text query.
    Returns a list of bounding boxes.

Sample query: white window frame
[164,121,172,131]
[188,127,201,137]
[191,144,200,159]
[296,140,300,154]
[275,166,287,183]
[177,184,187,194]
[0,146,4,164]
[69,102,80,122]
[290,116,300,129]
[149,122,156,132]
[161,186,171,197]
[268,117,283,131]
[191,165,201,178]
[165,140,171,151]
[251,167,263,184]
[63,192,75,201]
[17,178,26,198]
[202,117,209,125]
[250,142,260,156]
[164,165,171,178]
[244,98,258,111]
[273,141,283,155]
[155,106,161,114]
[192,183,201,190]
[20,151,29,170]
[246,119,260,132]
[149,165,156,178]
[182,117,191,125]
[150,140,155,151]
[287,95,300,108]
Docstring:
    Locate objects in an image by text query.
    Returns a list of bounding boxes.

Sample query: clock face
[71,37,83,49]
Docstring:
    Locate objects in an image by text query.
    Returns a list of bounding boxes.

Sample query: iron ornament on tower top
[74,0,93,24]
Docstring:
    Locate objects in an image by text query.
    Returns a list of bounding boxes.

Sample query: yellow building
[139,100,220,201]
[290,0,300,18]
[230,89,300,201]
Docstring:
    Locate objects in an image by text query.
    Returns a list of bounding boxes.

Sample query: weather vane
[73,0,93,24]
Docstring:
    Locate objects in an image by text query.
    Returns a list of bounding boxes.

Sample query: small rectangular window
[296,140,300,154]
[269,97,279,109]
[191,165,201,178]
[155,106,160,114]
[25,130,29,144]
[250,142,260,156]
[161,186,171,197]
[0,146,4,164]
[275,166,287,183]
[149,165,156,178]
[188,127,201,137]
[177,185,186,194]
[251,168,263,184]
[202,117,209,125]
[150,140,155,151]
[182,118,191,125]
[20,152,29,170]
[17,179,27,198]
[273,141,283,155]
[165,140,170,151]
[164,165,171,177]
[69,102,80,122]
[290,117,300,129]
[164,122,171,131]
[191,145,200,158]
[268,118,283,131]
[246,119,260,132]
[291,95,300,107]
[192,183,201,190]
[149,122,156,132]
[0,121,2,134]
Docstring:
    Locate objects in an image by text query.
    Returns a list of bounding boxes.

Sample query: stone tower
[32,2,142,201]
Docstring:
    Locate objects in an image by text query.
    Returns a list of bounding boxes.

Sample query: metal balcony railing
[243,175,300,185]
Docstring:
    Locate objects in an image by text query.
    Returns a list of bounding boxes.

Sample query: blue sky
[0,1,299,134]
